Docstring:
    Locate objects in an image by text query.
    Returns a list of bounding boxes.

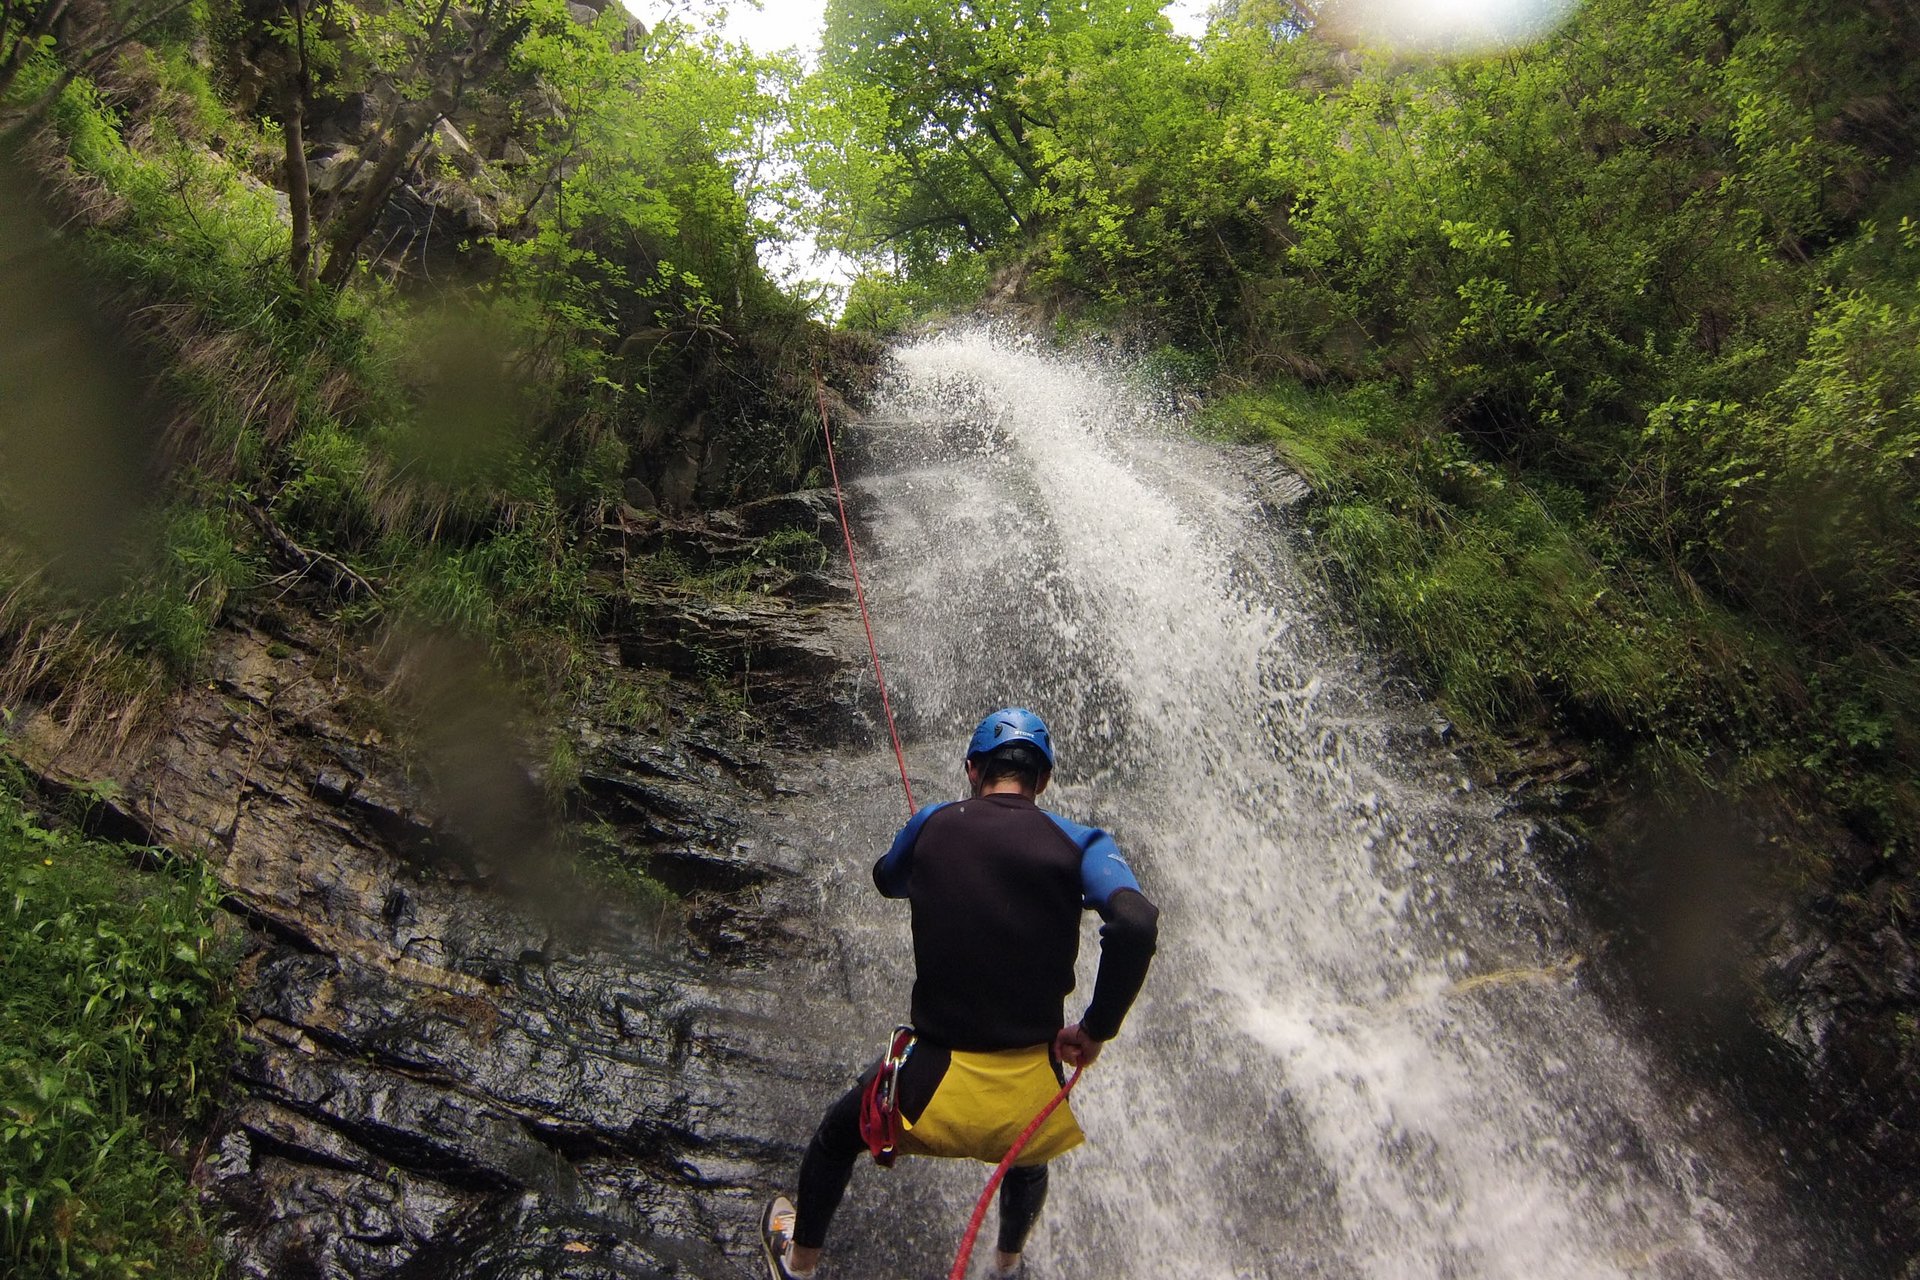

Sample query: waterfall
[782,328,1836,1280]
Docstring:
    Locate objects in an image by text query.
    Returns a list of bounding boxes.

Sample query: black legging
[793,1067,1051,1256]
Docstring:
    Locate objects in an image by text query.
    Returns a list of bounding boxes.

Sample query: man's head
[965,707,1054,797]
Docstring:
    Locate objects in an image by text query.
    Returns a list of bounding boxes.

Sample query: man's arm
[1044,814,1161,1054]
[1057,890,1160,1066]
[1080,887,1160,1040]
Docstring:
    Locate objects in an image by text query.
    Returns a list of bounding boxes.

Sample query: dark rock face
[600,493,864,742]
[1749,876,1920,1264]
[1495,762,1920,1269]
[15,501,874,1278]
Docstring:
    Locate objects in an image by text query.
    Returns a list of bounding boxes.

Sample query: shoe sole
[760,1193,797,1280]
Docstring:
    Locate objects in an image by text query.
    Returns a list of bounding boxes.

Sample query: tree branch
[283,0,313,286]
[242,504,380,601]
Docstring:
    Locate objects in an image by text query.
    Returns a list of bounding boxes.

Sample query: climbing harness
[813,369,916,815]
[947,1066,1085,1280]
[858,1025,916,1167]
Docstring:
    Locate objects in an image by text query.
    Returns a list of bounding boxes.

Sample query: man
[763,707,1160,1280]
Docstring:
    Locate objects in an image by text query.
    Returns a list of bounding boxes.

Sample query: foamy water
[787,328,1834,1280]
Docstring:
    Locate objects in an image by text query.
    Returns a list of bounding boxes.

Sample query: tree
[277,0,316,285]
[313,0,539,285]
[803,0,1171,269]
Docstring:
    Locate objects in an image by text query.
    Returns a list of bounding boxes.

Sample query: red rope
[813,371,917,815]
[947,1067,1084,1280]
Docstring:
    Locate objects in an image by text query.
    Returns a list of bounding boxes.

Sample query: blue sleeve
[872,802,953,898]
[1042,811,1142,911]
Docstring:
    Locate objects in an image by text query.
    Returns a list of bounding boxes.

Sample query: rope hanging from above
[813,370,917,815]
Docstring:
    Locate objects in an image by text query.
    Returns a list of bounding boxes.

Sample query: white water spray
[795,328,1830,1280]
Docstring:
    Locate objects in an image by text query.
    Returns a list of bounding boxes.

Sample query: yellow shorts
[895,1044,1084,1166]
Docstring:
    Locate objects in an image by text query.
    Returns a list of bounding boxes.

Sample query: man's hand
[1053,1022,1103,1068]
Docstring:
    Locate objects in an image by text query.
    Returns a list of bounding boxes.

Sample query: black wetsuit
[792,792,1160,1255]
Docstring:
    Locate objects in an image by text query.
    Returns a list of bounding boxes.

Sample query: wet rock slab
[13,514,868,1278]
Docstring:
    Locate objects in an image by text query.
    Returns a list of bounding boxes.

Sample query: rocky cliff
[13,493,869,1279]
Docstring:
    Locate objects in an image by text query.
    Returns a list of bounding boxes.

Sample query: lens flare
[1320,0,1580,53]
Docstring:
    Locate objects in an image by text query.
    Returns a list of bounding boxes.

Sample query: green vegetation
[569,816,675,912]
[806,0,1920,862]
[0,0,1901,872]
[0,0,846,728]
[0,771,238,1279]
[1207,379,1773,772]
[6,0,1920,1243]
[1,0,1906,889]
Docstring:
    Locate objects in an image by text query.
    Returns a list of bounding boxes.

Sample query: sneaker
[984,1263,1027,1280]
[760,1194,804,1280]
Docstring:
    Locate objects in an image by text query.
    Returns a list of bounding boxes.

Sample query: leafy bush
[0,774,238,1280]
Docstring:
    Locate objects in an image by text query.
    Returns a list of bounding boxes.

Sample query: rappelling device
[858,1025,916,1167]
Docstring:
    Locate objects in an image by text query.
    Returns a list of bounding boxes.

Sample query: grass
[592,672,669,732]
[1203,376,1883,825]
[569,819,676,914]
[1208,367,1920,928]
[0,766,238,1280]
[0,500,254,751]
[634,526,829,609]
[95,506,262,680]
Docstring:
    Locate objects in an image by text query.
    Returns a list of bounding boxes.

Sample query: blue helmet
[966,707,1055,768]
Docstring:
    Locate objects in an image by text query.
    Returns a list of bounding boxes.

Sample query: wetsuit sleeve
[1040,812,1142,910]
[872,802,950,898]
[1081,888,1159,1041]
[1043,813,1158,1041]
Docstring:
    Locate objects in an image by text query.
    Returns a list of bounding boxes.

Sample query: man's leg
[786,1074,869,1275]
[990,1162,1049,1275]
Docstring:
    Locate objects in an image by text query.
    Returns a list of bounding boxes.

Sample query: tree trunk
[284,107,312,286]
[982,112,1042,188]
[312,3,524,289]
[316,93,449,288]
[282,0,313,287]
[936,117,1025,232]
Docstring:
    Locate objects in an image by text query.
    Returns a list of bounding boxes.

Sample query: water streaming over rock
[780,328,1842,1280]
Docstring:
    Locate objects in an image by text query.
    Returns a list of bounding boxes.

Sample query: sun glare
[1321,0,1581,53]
